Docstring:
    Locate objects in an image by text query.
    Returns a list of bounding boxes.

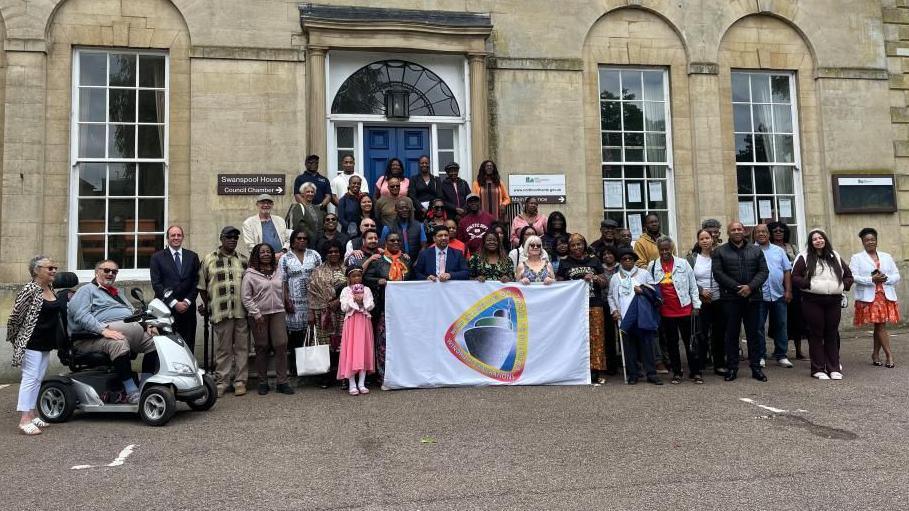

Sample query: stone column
[307,46,327,159]
[686,69,727,227]
[468,53,489,172]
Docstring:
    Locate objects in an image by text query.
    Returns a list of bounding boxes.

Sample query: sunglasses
[100,268,119,275]
[529,244,542,248]
[388,239,402,243]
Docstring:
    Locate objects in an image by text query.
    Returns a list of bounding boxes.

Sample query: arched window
[331,60,460,117]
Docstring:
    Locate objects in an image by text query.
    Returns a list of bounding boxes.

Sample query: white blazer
[242,214,289,255]
[850,250,900,303]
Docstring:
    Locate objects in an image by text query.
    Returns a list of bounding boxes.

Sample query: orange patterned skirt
[589,306,606,371]
[854,291,901,326]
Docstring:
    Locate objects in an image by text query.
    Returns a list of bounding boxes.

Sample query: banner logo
[444,287,529,382]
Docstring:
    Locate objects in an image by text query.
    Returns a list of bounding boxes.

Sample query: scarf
[385,252,408,281]
[618,267,636,296]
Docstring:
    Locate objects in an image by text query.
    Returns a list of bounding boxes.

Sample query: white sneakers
[759,358,766,367]
[830,372,844,380]
[813,372,830,380]
[777,358,794,368]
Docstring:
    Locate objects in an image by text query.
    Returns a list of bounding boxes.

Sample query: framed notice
[832,174,897,214]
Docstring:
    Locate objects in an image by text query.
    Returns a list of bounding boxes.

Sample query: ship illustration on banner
[444,287,529,382]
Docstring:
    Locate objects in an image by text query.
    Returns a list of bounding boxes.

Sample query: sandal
[18,422,41,435]
[358,386,370,395]
[693,375,704,385]
[872,357,883,366]
[596,377,607,385]
[348,387,360,396]
[886,361,895,368]
[31,417,49,428]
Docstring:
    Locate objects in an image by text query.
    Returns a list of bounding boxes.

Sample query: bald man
[711,221,769,382]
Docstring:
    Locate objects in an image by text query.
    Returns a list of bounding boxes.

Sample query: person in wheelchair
[67,260,158,403]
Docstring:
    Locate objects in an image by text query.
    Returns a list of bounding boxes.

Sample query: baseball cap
[256,193,275,203]
[220,226,241,237]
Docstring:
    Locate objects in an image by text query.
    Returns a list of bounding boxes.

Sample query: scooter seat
[71,351,112,369]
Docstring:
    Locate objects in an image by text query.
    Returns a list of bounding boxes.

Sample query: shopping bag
[295,324,330,375]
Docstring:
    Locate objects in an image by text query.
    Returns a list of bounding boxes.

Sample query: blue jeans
[757,298,789,360]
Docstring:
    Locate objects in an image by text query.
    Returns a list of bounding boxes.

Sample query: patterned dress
[307,263,347,350]
[854,258,902,326]
[281,249,322,332]
[468,254,515,281]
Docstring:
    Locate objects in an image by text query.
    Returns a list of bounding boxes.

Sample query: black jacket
[149,248,201,306]
[440,178,471,219]
[408,175,443,219]
[711,241,768,301]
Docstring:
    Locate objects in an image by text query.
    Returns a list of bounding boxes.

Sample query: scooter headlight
[170,362,195,375]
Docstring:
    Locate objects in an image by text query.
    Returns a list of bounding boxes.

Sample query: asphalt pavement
[1,329,907,510]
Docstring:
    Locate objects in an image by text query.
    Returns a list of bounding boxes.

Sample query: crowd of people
[6,153,901,434]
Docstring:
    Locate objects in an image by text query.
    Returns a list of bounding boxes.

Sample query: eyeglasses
[529,244,542,248]
[324,218,337,222]
[100,268,119,275]
[771,228,784,233]
[39,265,58,271]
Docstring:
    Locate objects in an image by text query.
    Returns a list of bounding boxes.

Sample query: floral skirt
[854,291,901,326]
[589,306,606,371]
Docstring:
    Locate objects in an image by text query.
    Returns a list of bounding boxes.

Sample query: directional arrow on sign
[558,196,565,203]
[275,187,284,194]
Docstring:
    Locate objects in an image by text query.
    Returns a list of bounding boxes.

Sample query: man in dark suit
[150,225,201,353]
[412,225,469,281]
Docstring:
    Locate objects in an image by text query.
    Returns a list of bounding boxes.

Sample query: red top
[659,259,692,318]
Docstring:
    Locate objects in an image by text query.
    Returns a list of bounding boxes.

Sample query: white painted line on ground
[71,444,138,470]
[0,384,10,390]
[739,397,787,414]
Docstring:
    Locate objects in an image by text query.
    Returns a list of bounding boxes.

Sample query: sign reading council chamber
[217,174,286,195]
[508,174,567,204]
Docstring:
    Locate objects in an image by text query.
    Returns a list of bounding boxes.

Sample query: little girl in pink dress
[337,266,375,395]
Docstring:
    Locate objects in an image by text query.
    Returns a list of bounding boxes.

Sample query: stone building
[0,0,906,290]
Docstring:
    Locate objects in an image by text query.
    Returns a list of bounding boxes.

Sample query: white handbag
[295,324,330,376]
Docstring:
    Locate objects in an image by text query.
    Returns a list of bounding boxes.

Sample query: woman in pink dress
[337,266,376,395]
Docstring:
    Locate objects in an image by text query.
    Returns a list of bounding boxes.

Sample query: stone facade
[0,0,902,297]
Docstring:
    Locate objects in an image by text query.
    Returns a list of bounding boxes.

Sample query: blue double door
[364,126,430,188]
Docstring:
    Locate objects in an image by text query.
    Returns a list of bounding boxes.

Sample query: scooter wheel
[138,386,176,426]
[38,382,76,423]
[187,374,218,412]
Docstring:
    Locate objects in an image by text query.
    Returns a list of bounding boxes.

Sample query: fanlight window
[332,60,460,117]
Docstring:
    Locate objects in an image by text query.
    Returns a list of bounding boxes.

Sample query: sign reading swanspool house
[508,174,567,204]
[217,174,286,195]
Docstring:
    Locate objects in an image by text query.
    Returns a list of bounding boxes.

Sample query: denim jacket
[646,256,702,310]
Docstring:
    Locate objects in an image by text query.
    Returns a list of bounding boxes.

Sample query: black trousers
[697,301,726,369]
[721,298,762,371]
[663,315,700,377]
[604,317,619,373]
[174,309,198,355]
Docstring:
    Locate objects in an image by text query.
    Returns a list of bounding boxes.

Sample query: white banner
[384,281,590,389]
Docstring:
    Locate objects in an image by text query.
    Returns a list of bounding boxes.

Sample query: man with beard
[457,194,495,257]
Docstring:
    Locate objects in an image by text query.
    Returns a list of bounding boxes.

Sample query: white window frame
[731,70,805,248]
[597,66,676,240]
[68,48,170,281]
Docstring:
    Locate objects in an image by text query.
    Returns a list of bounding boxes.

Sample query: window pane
[108,235,136,269]
[753,104,772,133]
[623,102,643,131]
[626,181,644,206]
[78,199,106,232]
[599,69,621,100]
[773,166,794,194]
[137,125,164,158]
[754,134,774,162]
[438,151,454,168]
[733,104,751,133]
[80,53,107,86]
[601,102,621,130]
[774,135,794,163]
[771,75,790,103]
[647,181,667,208]
[737,167,753,194]
[138,199,165,231]
[645,134,666,162]
[644,102,665,132]
[624,132,644,149]
[642,71,663,101]
[79,125,106,158]
[756,195,775,223]
[109,163,136,196]
[336,126,355,148]
[109,54,137,87]
[602,147,621,162]
[624,148,644,162]
[138,90,165,123]
[437,128,454,150]
[79,88,106,122]
[108,199,135,233]
[109,89,136,122]
[646,166,666,179]
[137,234,164,268]
[604,210,624,227]
[735,134,754,163]
[750,75,770,103]
[621,71,642,100]
[602,165,621,179]
[78,163,106,196]
[625,166,644,178]
[138,163,165,196]
[754,166,773,194]
[602,132,622,147]
[77,235,106,270]
[772,105,792,133]
[139,55,166,88]
[108,125,136,158]
[731,73,750,102]
[777,196,796,223]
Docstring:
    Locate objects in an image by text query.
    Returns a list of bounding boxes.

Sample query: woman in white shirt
[687,229,725,377]
[850,227,901,368]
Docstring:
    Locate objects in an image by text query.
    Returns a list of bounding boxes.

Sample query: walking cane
[617,321,628,385]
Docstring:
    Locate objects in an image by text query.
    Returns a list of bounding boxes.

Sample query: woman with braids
[472,160,511,219]
[792,229,853,380]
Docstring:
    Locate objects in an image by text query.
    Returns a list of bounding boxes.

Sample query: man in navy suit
[413,225,469,281]
[150,225,201,353]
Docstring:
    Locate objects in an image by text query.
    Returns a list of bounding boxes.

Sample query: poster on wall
[508,174,567,204]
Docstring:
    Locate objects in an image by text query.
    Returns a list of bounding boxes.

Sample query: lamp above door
[384,88,410,119]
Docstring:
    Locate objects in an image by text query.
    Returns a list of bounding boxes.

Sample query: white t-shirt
[693,253,719,300]
[329,172,369,214]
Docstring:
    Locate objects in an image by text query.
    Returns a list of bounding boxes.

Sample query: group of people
[6,153,901,434]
